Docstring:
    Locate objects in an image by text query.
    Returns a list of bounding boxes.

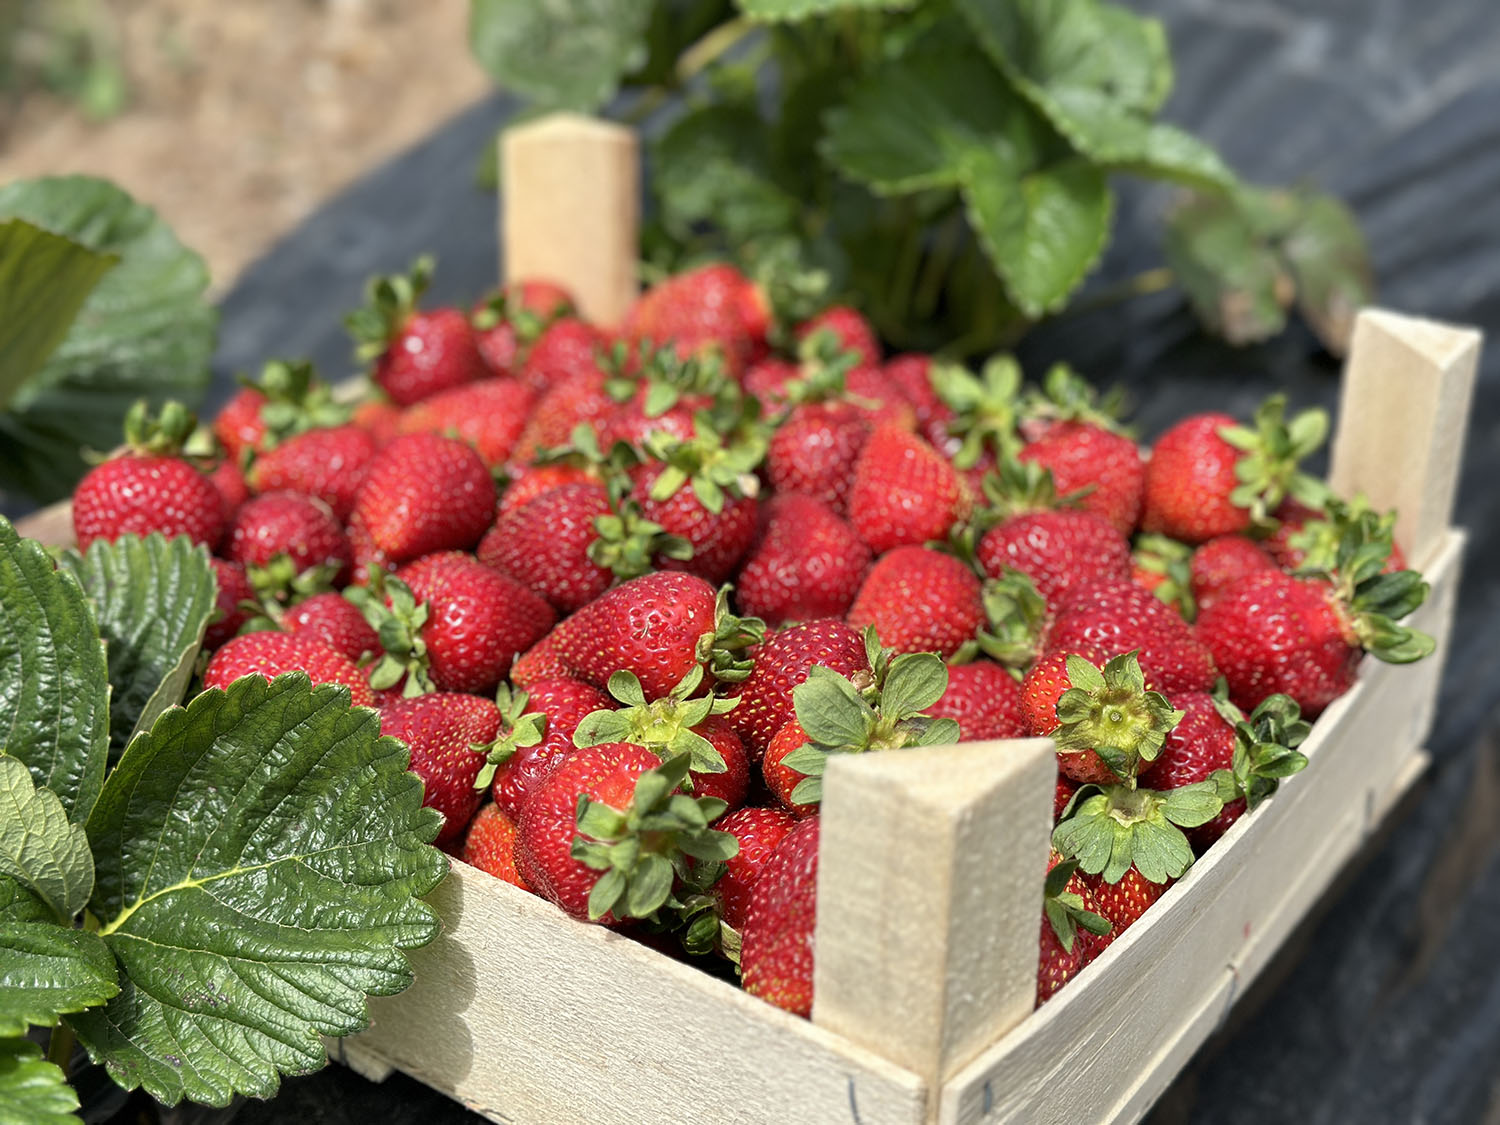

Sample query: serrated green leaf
[1129,817,1194,884]
[71,673,447,1109]
[470,0,651,112]
[0,1038,81,1125]
[0,518,108,825]
[0,757,94,924]
[879,653,950,718]
[739,0,915,22]
[0,176,215,504]
[0,922,117,1037]
[0,218,118,410]
[59,534,216,762]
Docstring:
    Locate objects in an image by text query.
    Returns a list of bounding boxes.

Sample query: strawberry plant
[467,0,1371,355]
[0,520,446,1118]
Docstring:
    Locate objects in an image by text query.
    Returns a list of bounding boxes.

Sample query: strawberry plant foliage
[0,1038,81,1125]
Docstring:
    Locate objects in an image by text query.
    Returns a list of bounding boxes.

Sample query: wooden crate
[16,115,1481,1125]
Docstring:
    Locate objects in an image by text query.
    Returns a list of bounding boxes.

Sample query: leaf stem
[47,1024,75,1073]
[676,16,755,84]
[1061,266,1177,316]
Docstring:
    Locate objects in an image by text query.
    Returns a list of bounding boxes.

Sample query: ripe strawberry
[517,317,607,393]
[623,263,769,378]
[1130,533,1196,620]
[1150,692,1240,849]
[1265,497,1408,575]
[478,481,615,613]
[1021,652,1179,785]
[1019,422,1144,536]
[513,369,619,464]
[212,359,346,462]
[848,425,969,554]
[735,494,871,626]
[1054,776,1077,822]
[396,377,536,468]
[471,281,578,380]
[460,803,532,890]
[628,430,762,584]
[741,817,820,1016]
[73,401,226,553]
[846,546,984,658]
[500,462,599,515]
[351,399,402,445]
[348,433,496,563]
[1190,535,1277,616]
[762,720,821,817]
[1045,579,1218,694]
[205,559,255,650]
[795,305,880,367]
[1079,867,1163,949]
[247,424,378,522]
[347,256,486,406]
[523,571,762,702]
[928,660,1025,741]
[479,679,614,820]
[205,458,250,519]
[711,806,798,931]
[224,491,350,596]
[379,692,499,845]
[202,631,374,706]
[283,591,380,663]
[1038,854,1110,1006]
[884,354,956,454]
[765,401,870,516]
[1141,396,1330,544]
[724,618,869,760]
[518,745,737,924]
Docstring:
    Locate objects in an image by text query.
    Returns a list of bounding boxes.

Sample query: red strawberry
[379,691,499,844]
[460,803,532,890]
[762,720,821,818]
[1079,867,1163,949]
[624,263,769,378]
[846,546,984,658]
[214,387,268,463]
[480,679,614,820]
[202,631,374,706]
[928,660,1025,741]
[742,358,800,413]
[711,806,798,931]
[73,401,226,553]
[741,817,821,1016]
[795,306,880,368]
[1150,692,1241,848]
[1054,776,1077,822]
[628,433,762,584]
[517,317,608,393]
[478,481,617,613]
[205,459,250,519]
[349,433,496,563]
[283,591,380,663]
[205,559,255,650]
[1190,535,1277,615]
[848,425,969,554]
[765,401,870,516]
[1038,853,1109,1006]
[351,399,402,445]
[1129,533,1196,620]
[512,369,618,464]
[1045,579,1218,694]
[724,618,870,760]
[347,257,486,406]
[248,424,378,522]
[499,462,599,515]
[471,281,578,380]
[884,354,956,454]
[736,494,871,626]
[397,377,536,468]
[212,359,346,462]
[224,491,350,594]
[1019,422,1144,535]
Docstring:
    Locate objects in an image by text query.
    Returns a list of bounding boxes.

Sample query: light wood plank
[500,113,640,329]
[13,500,75,548]
[1329,309,1481,567]
[812,738,1057,1086]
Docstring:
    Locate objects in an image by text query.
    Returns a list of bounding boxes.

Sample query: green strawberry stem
[122,398,198,456]
[1218,393,1332,525]
[642,421,767,516]
[1208,691,1312,812]
[1053,653,1184,784]
[1020,363,1133,437]
[931,354,1023,470]
[979,457,1093,520]
[590,476,694,580]
[572,666,738,777]
[473,684,547,790]
[1131,533,1196,621]
[346,254,433,360]
[344,577,436,696]
[962,568,1048,669]
[694,587,766,684]
[1052,781,1223,885]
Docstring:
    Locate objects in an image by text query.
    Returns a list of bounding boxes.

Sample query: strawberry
[742,358,800,413]
[346,256,486,406]
[1019,423,1144,536]
[572,667,750,809]
[351,399,402,445]
[928,660,1025,741]
[205,559,255,650]
[762,721,821,817]
[1149,692,1237,839]
[516,316,607,393]
[224,491,350,598]
[471,281,578,381]
[513,369,619,464]
[741,817,820,1016]
[710,806,798,931]
[883,353,955,454]
[348,433,496,563]
[518,746,738,924]
[846,545,984,658]
[1190,535,1277,616]
[202,632,374,706]
[379,691,499,845]
[724,618,869,760]
[205,458,250,518]
[476,679,613,820]
[1021,652,1181,785]
[396,377,536,468]
[623,263,769,378]
[1141,396,1331,544]
[247,424,378,522]
[848,424,969,555]
[596,346,734,450]
[1054,776,1077,822]
[765,401,870,516]
[283,591,380,663]
[930,355,1023,472]
[212,359,347,462]
[735,494,870,626]
[73,400,226,553]
[460,803,532,890]
[1266,496,1408,575]
[355,555,556,697]
[1130,533,1196,620]
[1078,867,1163,949]
[500,462,599,515]
[523,571,763,703]
[795,305,880,368]
[1045,579,1218,694]
[1037,854,1110,1006]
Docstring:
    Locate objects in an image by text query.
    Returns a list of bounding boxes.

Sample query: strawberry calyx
[1052,653,1185,784]
[1053,780,1223,886]
[344,576,436,696]
[1286,495,1397,575]
[346,254,433,361]
[979,457,1092,520]
[121,398,199,457]
[641,421,766,515]
[1131,533,1196,620]
[1218,394,1332,526]
[238,359,350,453]
[244,556,342,608]
[960,567,1047,669]
[693,587,767,684]
[931,354,1024,470]
[776,331,864,412]
[589,475,694,580]
[571,751,739,922]
[473,683,547,790]
[470,286,570,343]
[572,666,739,779]
[1206,688,1311,813]
[1044,857,1113,954]
[1019,363,1132,440]
[532,421,639,475]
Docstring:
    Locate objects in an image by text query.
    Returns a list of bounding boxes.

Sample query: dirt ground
[0,0,491,293]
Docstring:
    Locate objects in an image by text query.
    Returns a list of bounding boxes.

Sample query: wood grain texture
[812,738,1056,1086]
[1329,309,1481,567]
[500,114,639,328]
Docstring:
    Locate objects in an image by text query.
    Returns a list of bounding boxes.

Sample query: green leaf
[71,673,447,1108]
[0,218,118,410]
[1164,188,1292,346]
[0,1038,81,1125]
[792,666,875,748]
[0,177,216,504]
[739,0,916,21]
[59,534,217,762]
[626,853,674,917]
[879,653,950,718]
[0,518,109,825]
[1159,781,1225,828]
[0,922,118,1037]
[469,0,651,112]
[1128,817,1194,885]
[0,757,94,924]
[1281,190,1374,355]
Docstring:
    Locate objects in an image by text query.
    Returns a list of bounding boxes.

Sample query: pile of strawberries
[68,258,1435,1019]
